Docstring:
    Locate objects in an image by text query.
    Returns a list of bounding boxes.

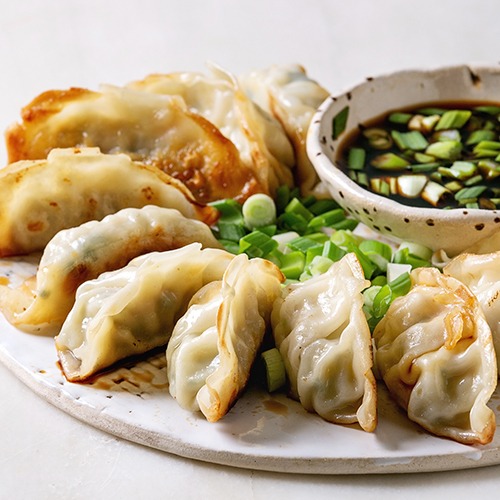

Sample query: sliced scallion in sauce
[339,102,500,209]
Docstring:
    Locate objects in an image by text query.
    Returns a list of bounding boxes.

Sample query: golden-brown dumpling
[0,147,217,256]
[374,267,497,445]
[127,65,296,199]
[5,85,263,203]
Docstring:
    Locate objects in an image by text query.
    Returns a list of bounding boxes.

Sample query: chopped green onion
[464,174,483,186]
[275,185,292,213]
[392,248,431,269]
[239,230,279,258]
[305,245,324,266]
[425,140,462,160]
[409,114,440,133]
[209,198,243,221]
[260,348,286,393]
[433,129,461,142]
[474,140,500,151]
[371,275,388,287]
[397,241,433,261]
[307,208,346,230]
[217,239,240,255]
[465,129,496,145]
[413,152,437,164]
[370,153,410,170]
[256,224,277,236]
[422,181,450,207]
[388,112,412,125]
[308,198,340,215]
[363,285,382,310]
[287,236,323,253]
[444,180,463,192]
[278,251,306,280]
[391,130,429,151]
[409,163,439,173]
[478,160,500,180]
[387,271,412,297]
[217,221,247,242]
[332,106,349,139]
[277,211,309,233]
[330,230,362,249]
[454,185,487,201]
[331,218,359,231]
[284,198,314,221]
[348,147,366,170]
[372,284,393,318]
[386,262,412,282]
[363,128,393,149]
[272,231,300,253]
[438,161,477,180]
[473,105,500,115]
[307,255,334,276]
[397,174,428,198]
[242,193,277,230]
[359,240,393,272]
[322,240,347,262]
[435,110,471,130]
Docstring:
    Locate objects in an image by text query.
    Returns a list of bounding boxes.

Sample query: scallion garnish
[435,110,471,130]
[242,193,277,230]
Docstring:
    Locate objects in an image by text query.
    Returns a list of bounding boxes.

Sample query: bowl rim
[306,63,500,224]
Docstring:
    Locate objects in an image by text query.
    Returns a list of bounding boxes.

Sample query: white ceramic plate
[1,257,500,475]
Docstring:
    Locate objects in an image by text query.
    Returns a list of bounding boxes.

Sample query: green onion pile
[211,186,432,392]
[210,187,435,391]
[211,186,433,331]
[342,104,500,209]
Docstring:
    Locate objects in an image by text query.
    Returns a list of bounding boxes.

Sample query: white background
[1,1,500,498]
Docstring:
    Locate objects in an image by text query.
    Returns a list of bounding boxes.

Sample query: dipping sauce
[338,102,500,210]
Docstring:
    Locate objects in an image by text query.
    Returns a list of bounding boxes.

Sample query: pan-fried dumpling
[55,243,234,382]
[127,64,295,199]
[166,254,284,422]
[373,267,497,445]
[240,64,329,194]
[6,85,263,203]
[271,253,377,432]
[445,251,500,376]
[0,147,217,256]
[0,206,222,335]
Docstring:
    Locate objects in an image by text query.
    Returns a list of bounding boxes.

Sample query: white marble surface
[2,1,500,498]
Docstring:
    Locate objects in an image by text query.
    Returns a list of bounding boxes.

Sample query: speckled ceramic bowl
[307,64,500,256]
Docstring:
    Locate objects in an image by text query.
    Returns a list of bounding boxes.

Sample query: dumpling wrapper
[55,243,234,382]
[462,228,500,255]
[271,253,377,432]
[445,250,500,376]
[127,64,295,200]
[166,254,284,422]
[0,147,217,256]
[0,206,222,335]
[5,83,272,203]
[373,267,497,445]
[240,64,329,194]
